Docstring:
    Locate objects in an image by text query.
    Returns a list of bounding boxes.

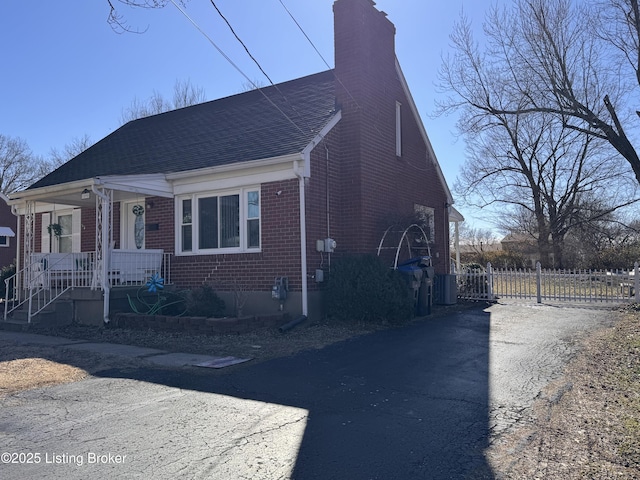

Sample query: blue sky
[0,0,495,228]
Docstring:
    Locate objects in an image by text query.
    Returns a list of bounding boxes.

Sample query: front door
[122,201,146,250]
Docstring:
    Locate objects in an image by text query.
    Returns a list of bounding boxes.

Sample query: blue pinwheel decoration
[146,272,164,293]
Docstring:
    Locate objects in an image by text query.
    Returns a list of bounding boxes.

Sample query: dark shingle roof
[31,70,337,189]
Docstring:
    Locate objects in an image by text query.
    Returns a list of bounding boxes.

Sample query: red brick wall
[329,0,450,273]
[0,199,17,268]
[168,179,303,292]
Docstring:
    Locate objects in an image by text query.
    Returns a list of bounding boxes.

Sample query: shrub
[323,255,413,323]
[186,285,226,317]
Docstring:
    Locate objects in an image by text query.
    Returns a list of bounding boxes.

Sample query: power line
[209,1,313,133]
[210,0,275,86]
[168,0,307,135]
[277,0,360,111]
[277,0,332,71]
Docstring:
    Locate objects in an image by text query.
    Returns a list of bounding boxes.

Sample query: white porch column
[22,201,35,291]
[93,186,113,323]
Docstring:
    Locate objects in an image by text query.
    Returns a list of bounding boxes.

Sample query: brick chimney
[333,0,396,111]
[332,0,401,253]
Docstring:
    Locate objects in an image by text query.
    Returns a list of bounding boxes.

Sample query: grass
[459,270,637,302]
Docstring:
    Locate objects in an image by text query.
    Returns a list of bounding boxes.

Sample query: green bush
[323,255,413,323]
[186,285,226,317]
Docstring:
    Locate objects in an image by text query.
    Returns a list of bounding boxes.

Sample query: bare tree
[106,0,189,34]
[48,134,93,168]
[0,134,50,194]
[120,79,206,124]
[446,0,640,184]
[439,13,639,267]
[454,224,500,254]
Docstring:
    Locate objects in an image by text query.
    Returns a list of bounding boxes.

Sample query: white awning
[0,227,15,237]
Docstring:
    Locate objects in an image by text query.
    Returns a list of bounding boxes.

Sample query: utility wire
[278,0,360,110]
[168,0,307,135]
[210,0,313,133]
[277,0,332,70]
[210,0,275,86]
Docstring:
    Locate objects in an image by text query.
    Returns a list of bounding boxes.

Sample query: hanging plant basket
[47,223,63,238]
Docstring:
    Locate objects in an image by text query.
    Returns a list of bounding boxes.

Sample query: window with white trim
[396,101,402,157]
[414,204,435,243]
[41,209,81,253]
[0,236,7,247]
[178,187,260,254]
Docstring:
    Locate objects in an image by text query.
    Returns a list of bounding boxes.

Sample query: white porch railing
[3,250,171,322]
[456,262,640,304]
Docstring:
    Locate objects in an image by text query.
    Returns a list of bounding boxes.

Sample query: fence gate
[456,262,640,304]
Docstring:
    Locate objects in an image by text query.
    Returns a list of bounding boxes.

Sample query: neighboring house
[0,193,17,270]
[7,0,453,323]
[501,233,545,267]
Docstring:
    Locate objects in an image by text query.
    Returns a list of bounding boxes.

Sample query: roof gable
[31,70,337,189]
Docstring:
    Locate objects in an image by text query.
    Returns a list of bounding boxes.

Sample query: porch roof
[7,175,174,209]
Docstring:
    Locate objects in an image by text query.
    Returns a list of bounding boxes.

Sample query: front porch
[3,250,171,325]
[6,175,175,324]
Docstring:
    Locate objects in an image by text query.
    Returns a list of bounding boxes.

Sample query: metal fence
[456,262,640,304]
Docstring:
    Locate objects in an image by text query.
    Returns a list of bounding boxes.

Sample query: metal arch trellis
[377,223,432,269]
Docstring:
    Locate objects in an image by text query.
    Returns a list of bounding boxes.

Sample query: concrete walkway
[0,330,237,368]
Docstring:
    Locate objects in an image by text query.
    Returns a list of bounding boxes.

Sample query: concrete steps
[1,298,73,331]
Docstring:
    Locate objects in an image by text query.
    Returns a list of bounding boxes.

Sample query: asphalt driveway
[0,302,615,479]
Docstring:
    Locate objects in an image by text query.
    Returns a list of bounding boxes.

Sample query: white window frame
[414,204,435,243]
[0,236,8,247]
[176,186,261,255]
[396,101,402,157]
[41,208,81,253]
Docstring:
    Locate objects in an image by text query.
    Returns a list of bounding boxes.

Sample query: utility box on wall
[316,238,337,253]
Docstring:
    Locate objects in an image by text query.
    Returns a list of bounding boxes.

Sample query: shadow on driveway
[93,308,495,479]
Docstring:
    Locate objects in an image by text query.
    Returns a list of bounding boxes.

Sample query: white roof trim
[166,153,303,181]
[301,111,342,177]
[449,206,465,223]
[395,58,454,205]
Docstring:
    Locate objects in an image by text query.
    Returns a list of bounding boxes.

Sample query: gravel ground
[484,304,640,479]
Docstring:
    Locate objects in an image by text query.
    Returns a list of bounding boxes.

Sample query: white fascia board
[7,179,98,204]
[396,58,454,205]
[449,206,465,223]
[301,111,342,177]
[96,174,173,198]
[167,154,302,181]
[171,154,304,195]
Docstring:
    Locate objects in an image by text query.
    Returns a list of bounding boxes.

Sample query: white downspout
[92,185,111,324]
[455,221,461,275]
[294,160,309,317]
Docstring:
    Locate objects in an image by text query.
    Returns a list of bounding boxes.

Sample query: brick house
[0,194,17,270]
[6,0,453,324]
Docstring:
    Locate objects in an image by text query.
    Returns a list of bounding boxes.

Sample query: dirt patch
[30,319,392,362]
[486,305,640,479]
[0,343,143,398]
[0,358,85,396]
